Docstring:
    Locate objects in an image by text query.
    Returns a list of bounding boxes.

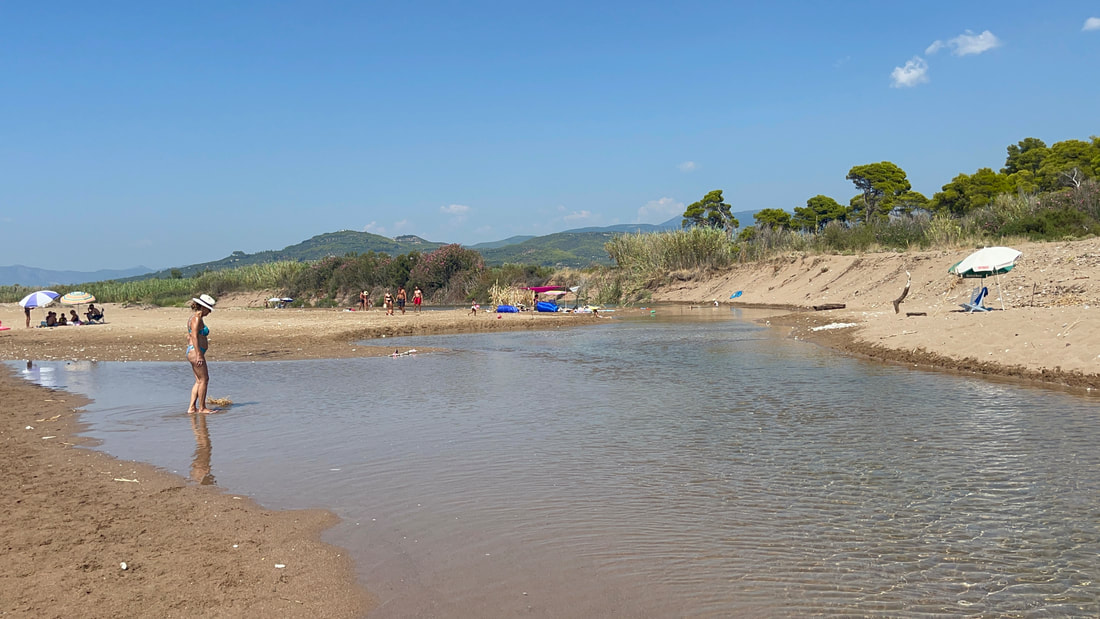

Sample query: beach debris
[113,478,139,483]
[274,564,286,569]
[25,425,33,430]
[120,562,128,570]
[42,436,56,440]
[893,271,912,314]
[207,397,233,407]
[812,303,847,311]
[811,322,858,331]
[35,415,61,422]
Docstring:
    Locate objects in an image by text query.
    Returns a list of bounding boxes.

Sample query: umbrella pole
[995,272,1005,310]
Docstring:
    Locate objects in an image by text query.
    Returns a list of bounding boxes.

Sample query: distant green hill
[140,231,445,279]
[474,213,760,267]
[132,213,765,279]
[477,231,620,267]
[467,235,537,250]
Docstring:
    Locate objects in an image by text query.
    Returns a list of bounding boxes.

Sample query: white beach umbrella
[19,290,60,308]
[949,247,1022,310]
[949,246,1022,279]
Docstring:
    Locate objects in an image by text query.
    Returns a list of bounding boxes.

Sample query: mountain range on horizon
[0,264,158,289]
[2,212,759,287]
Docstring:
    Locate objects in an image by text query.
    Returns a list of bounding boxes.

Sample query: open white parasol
[949,247,1022,310]
[19,290,60,308]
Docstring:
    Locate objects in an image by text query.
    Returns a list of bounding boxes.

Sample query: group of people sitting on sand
[39,303,103,327]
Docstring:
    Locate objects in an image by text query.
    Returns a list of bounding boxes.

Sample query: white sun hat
[192,294,217,311]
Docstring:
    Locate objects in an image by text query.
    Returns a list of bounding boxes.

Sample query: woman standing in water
[187,294,218,414]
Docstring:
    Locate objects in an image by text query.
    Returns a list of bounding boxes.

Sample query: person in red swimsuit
[413,287,423,313]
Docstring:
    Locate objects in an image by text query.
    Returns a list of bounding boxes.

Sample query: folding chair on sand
[960,286,990,312]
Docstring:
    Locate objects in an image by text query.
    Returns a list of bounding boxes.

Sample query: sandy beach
[654,237,1100,391]
[2,238,1097,616]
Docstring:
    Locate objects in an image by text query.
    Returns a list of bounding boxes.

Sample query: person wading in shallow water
[187,294,218,414]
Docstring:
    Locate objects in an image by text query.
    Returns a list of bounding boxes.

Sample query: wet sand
[0,367,372,617]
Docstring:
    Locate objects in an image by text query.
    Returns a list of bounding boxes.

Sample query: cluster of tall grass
[0,261,306,306]
[606,226,737,273]
[602,227,738,302]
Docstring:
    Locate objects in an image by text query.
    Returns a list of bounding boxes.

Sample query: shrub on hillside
[872,214,931,250]
[1000,208,1096,240]
[409,244,485,300]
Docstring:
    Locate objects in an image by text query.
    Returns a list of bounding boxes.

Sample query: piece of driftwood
[906,312,926,317]
[813,303,846,311]
[893,271,912,314]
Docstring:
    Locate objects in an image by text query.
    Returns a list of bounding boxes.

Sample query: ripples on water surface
[12,308,1100,616]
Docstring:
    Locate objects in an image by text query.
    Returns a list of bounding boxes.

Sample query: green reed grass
[0,261,306,305]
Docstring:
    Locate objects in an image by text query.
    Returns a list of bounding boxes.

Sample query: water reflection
[189,414,216,486]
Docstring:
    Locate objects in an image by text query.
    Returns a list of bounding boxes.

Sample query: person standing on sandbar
[187,294,218,414]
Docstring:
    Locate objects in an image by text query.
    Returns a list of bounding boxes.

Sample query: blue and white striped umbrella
[19,290,60,308]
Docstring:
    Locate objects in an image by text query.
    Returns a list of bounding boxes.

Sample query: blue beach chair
[960,286,990,312]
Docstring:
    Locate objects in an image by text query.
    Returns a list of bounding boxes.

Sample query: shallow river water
[12,308,1100,616]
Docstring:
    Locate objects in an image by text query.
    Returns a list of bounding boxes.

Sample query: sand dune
[652,237,1100,390]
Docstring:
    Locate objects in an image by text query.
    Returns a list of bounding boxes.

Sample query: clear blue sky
[3,2,1098,271]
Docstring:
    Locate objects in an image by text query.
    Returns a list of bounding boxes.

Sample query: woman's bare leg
[188,361,203,413]
[188,357,217,413]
